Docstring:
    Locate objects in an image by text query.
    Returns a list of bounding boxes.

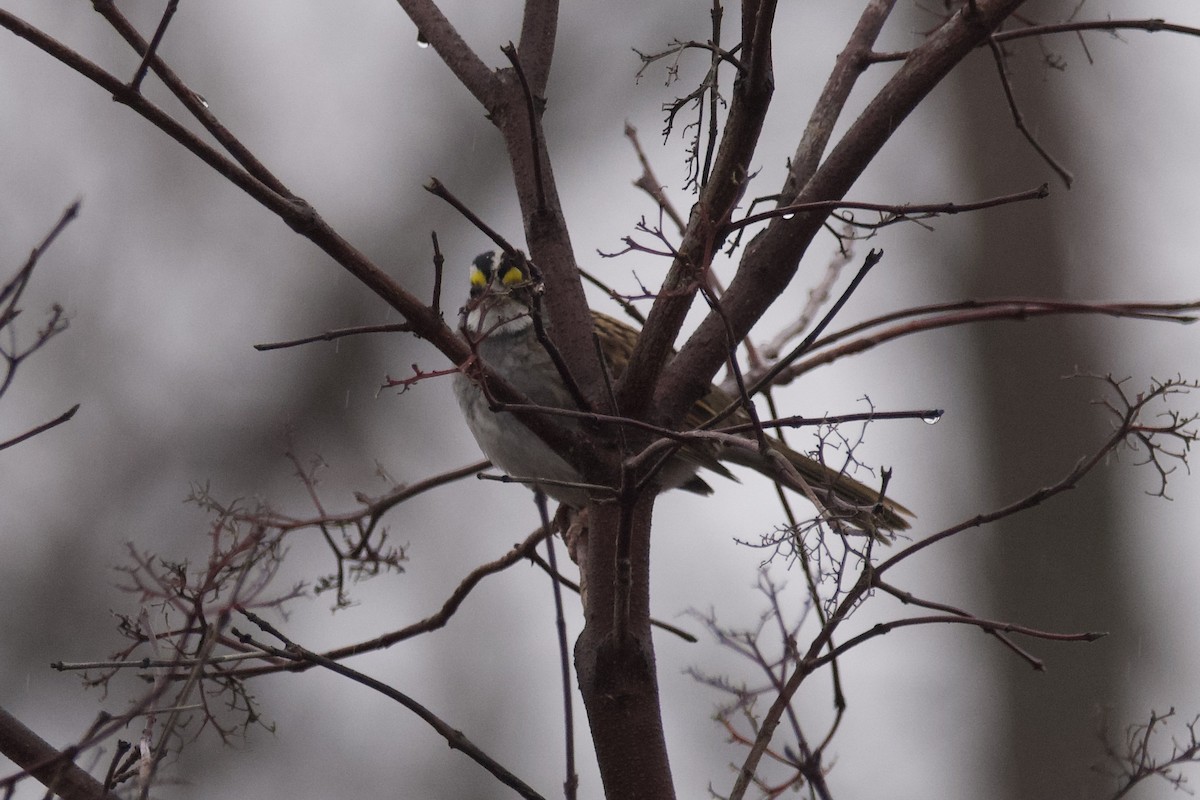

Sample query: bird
[451,250,911,534]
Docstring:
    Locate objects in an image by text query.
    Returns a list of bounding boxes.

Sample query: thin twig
[699,283,770,453]
[430,231,444,316]
[534,492,577,800]
[808,614,1103,671]
[986,36,1073,187]
[424,178,520,257]
[129,0,179,93]
[234,609,545,800]
[0,200,79,308]
[91,0,291,196]
[714,408,944,437]
[502,43,547,214]
[761,242,852,360]
[728,183,1049,231]
[524,547,698,642]
[761,299,1200,388]
[706,249,884,429]
[0,404,79,452]
[224,527,547,680]
[624,123,686,236]
[875,578,1047,670]
[700,0,723,189]
[253,323,411,351]
[995,17,1200,43]
[139,537,267,798]
[526,278,592,412]
[578,266,646,325]
[881,377,1196,574]
[869,18,1200,62]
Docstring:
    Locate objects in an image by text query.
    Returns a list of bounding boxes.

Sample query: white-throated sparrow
[452,251,911,533]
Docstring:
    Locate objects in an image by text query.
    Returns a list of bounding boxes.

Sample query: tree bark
[575,494,676,800]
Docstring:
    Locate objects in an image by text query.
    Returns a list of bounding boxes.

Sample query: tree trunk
[950,36,1133,800]
[575,494,676,800]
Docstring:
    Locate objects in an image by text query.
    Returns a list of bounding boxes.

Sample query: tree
[1,2,1198,799]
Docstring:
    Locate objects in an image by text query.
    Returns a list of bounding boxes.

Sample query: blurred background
[1,1,1198,798]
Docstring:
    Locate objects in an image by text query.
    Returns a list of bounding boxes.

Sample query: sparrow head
[462,250,538,337]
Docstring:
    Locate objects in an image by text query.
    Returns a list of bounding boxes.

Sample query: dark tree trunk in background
[950,36,1135,800]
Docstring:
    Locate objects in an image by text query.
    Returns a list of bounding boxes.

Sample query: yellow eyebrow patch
[501,265,524,286]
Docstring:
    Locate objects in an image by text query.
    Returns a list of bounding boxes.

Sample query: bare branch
[760,240,853,360]
[91,1,290,196]
[234,609,546,800]
[226,527,547,680]
[875,578,1046,670]
[0,404,79,452]
[0,202,80,450]
[128,0,179,93]
[0,10,465,372]
[986,36,1073,186]
[725,373,1195,800]
[787,0,900,196]
[253,323,411,352]
[758,298,1200,389]
[882,375,1197,573]
[664,0,1029,431]
[430,231,445,315]
[625,122,687,236]
[502,43,548,213]
[1096,708,1200,799]
[616,0,780,424]
[727,183,1049,232]
[811,614,1103,672]
[997,17,1200,44]
[516,0,559,96]
[393,0,500,110]
[706,250,884,429]
[532,493,578,800]
[870,17,1200,63]
[0,706,123,800]
[425,178,521,257]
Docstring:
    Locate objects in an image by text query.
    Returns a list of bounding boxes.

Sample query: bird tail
[717,439,913,536]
